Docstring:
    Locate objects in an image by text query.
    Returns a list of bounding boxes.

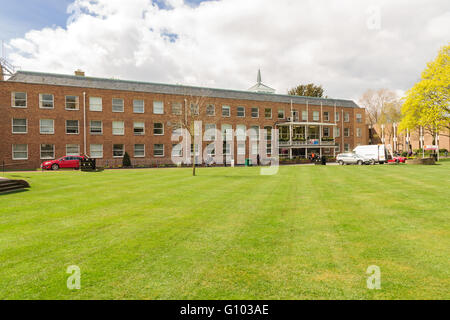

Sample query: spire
[257,69,261,84]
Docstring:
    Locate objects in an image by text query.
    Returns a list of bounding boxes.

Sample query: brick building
[0,70,368,170]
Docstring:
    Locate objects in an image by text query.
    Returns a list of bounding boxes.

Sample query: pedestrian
[445,150,448,158]
[257,154,260,166]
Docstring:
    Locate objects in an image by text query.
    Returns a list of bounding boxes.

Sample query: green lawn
[1,162,449,300]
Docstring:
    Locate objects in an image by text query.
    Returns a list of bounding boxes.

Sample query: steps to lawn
[0,178,30,194]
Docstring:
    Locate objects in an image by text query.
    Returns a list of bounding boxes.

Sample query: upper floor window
[236,124,246,142]
[66,120,79,134]
[40,119,54,134]
[112,98,124,112]
[334,127,340,137]
[90,120,102,134]
[251,107,259,118]
[89,97,102,112]
[265,108,272,119]
[323,112,329,121]
[323,127,330,137]
[191,103,199,115]
[153,123,164,135]
[344,128,350,137]
[206,104,215,116]
[356,113,362,123]
[356,128,362,137]
[344,143,350,152]
[134,121,145,135]
[39,94,54,109]
[172,102,182,115]
[222,105,231,117]
[335,111,340,122]
[278,109,285,119]
[12,144,28,160]
[65,96,79,110]
[302,110,308,121]
[205,123,216,141]
[313,111,320,121]
[344,112,350,122]
[112,121,125,135]
[133,100,145,113]
[153,101,164,114]
[12,92,27,108]
[237,106,245,117]
[12,119,27,134]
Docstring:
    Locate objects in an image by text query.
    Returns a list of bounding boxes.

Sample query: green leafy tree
[400,44,450,143]
[122,152,131,167]
[288,84,324,97]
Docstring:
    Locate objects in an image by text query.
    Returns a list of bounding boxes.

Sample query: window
[356,113,362,123]
[66,144,80,156]
[206,104,215,116]
[190,103,199,115]
[236,124,246,142]
[205,124,216,141]
[278,109,285,119]
[172,144,182,157]
[66,120,79,134]
[12,92,27,108]
[153,101,164,114]
[12,144,28,160]
[222,124,232,141]
[172,124,182,136]
[39,94,54,109]
[153,123,164,135]
[265,108,272,119]
[40,119,54,134]
[12,119,27,134]
[113,144,125,157]
[112,121,125,135]
[133,100,145,113]
[334,127,340,137]
[222,105,230,117]
[313,111,319,121]
[90,120,102,134]
[267,142,272,154]
[302,110,308,121]
[344,112,350,122]
[40,144,55,159]
[335,112,340,122]
[89,97,102,111]
[264,126,272,141]
[250,126,259,141]
[154,144,164,157]
[356,128,362,137]
[237,106,245,117]
[112,98,124,112]
[237,143,245,155]
[206,144,215,156]
[134,121,145,135]
[344,143,350,152]
[65,96,79,110]
[223,142,231,155]
[90,144,103,158]
[172,102,182,115]
[344,128,350,137]
[335,143,340,152]
[323,127,330,137]
[251,143,258,155]
[191,144,200,156]
[251,107,259,118]
[323,112,329,121]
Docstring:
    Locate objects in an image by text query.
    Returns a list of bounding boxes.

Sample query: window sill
[12,132,28,134]
[12,158,28,161]
[134,155,145,158]
[153,155,165,158]
[12,106,27,108]
[40,132,55,135]
[66,133,80,135]
[65,108,80,111]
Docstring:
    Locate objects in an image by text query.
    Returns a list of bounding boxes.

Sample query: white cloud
[7,0,450,100]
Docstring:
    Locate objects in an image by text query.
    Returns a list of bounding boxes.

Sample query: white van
[353,145,388,164]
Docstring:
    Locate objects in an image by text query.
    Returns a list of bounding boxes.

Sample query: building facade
[0,71,368,170]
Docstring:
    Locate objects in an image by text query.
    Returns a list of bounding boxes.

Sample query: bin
[245,159,253,167]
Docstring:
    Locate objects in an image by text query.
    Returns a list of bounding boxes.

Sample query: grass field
[1,161,449,300]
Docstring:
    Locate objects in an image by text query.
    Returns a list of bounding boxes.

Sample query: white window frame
[153,144,164,157]
[90,120,103,135]
[251,107,259,118]
[356,128,362,137]
[264,108,272,119]
[66,144,80,156]
[12,118,27,134]
[205,123,216,141]
[324,112,329,122]
[344,112,350,122]
[344,143,350,152]
[133,121,145,135]
[40,144,55,160]
[133,99,145,114]
[12,92,27,108]
[39,93,54,109]
[172,144,183,157]
[40,119,55,134]
[334,127,340,137]
[206,104,215,116]
[113,144,125,158]
[66,120,79,135]
[313,111,320,121]
[153,101,164,114]
[90,144,103,159]
[302,110,308,121]
[112,121,125,135]
[134,144,145,158]
[356,113,362,123]
[250,125,259,141]
[237,106,245,117]
[65,95,79,110]
[112,98,124,113]
[344,128,350,137]
[153,123,164,135]
[89,97,102,112]
[172,102,182,115]
[237,143,246,156]
[335,112,340,122]
[236,124,246,142]
[12,144,28,160]
[278,109,285,119]
[222,105,231,117]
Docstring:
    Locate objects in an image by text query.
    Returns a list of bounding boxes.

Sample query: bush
[122,152,131,167]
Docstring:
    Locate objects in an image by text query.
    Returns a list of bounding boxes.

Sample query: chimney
[74,69,85,77]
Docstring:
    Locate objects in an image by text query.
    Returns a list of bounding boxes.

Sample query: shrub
[122,152,131,167]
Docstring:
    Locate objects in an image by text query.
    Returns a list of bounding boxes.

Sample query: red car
[388,156,407,163]
[41,155,86,170]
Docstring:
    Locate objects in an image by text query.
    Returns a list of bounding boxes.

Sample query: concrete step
[0,179,30,194]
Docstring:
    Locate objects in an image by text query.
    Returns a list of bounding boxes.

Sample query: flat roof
[7,71,361,109]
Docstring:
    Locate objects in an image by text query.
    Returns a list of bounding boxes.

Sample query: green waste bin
[245,159,252,167]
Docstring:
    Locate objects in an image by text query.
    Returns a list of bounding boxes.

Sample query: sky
[1,0,449,101]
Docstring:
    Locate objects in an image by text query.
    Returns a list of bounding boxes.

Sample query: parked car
[41,155,86,170]
[336,152,366,165]
[388,156,407,163]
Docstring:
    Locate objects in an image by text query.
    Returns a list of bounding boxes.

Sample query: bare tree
[359,89,399,126]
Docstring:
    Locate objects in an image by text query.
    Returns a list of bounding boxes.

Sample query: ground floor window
[251,143,258,155]
[154,144,164,157]
[344,143,350,152]
[113,144,125,157]
[206,143,215,156]
[335,143,340,152]
[172,144,182,157]
[40,144,55,159]
[12,144,28,160]
[223,142,231,155]
[90,144,103,158]
[134,144,145,157]
[66,144,80,156]
[237,143,246,155]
